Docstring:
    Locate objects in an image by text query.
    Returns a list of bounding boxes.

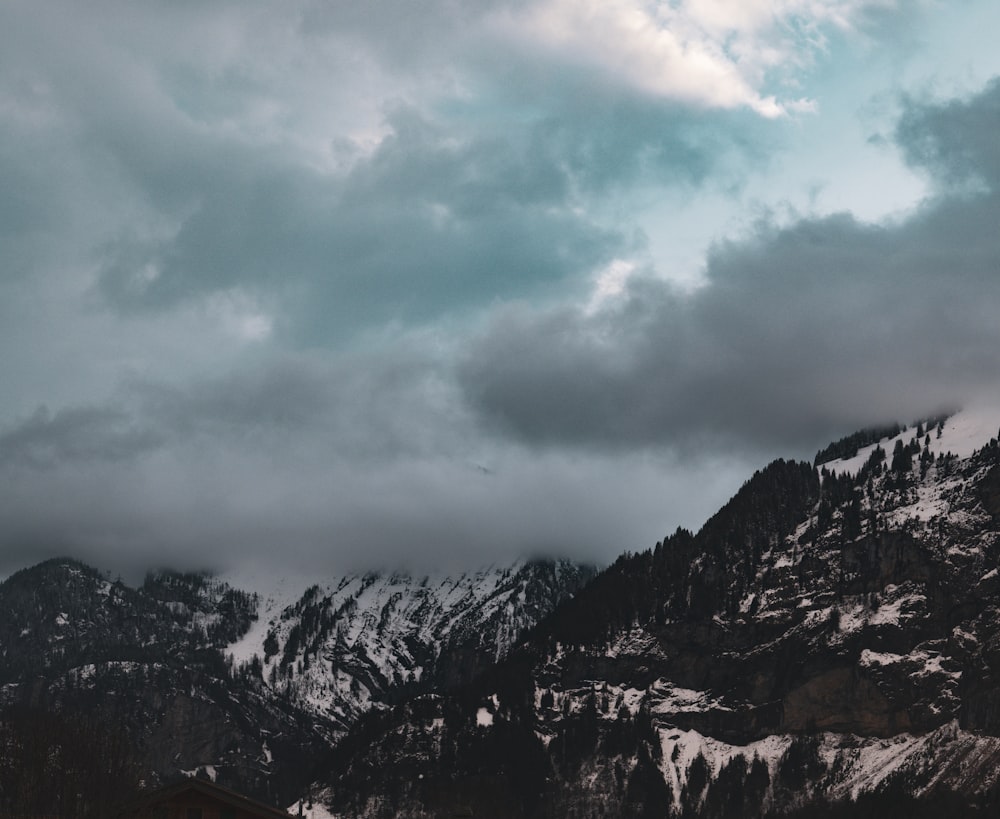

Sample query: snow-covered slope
[223,566,316,668]
[0,555,594,809]
[222,559,595,731]
[824,406,998,475]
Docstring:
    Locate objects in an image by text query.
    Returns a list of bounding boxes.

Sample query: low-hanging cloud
[5,78,1000,579]
[0,348,748,578]
[0,406,162,470]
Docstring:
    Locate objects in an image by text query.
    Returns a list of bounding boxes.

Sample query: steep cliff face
[323,409,1000,818]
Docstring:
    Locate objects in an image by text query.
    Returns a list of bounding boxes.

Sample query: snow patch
[287,790,341,819]
[832,586,926,638]
[221,566,316,667]
[178,764,217,782]
[657,728,791,812]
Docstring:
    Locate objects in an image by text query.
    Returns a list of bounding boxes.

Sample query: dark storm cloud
[0,345,465,469]
[458,78,1000,453]
[91,93,764,344]
[0,406,161,469]
[0,350,458,575]
[93,103,627,340]
[896,77,1000,190]
[2,0,772,349]
[127,346,471,461]
[4,0,995,581]
[0,347,741,578]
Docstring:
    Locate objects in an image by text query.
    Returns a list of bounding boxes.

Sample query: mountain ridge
[318,407,1000,818]
[0,555,594,814]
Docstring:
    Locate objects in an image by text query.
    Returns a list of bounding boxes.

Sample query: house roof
[116,777,291,819]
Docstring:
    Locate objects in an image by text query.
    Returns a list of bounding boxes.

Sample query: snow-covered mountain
[222,560,596,732]
[0,556,594,812]
[321,407,1000,818]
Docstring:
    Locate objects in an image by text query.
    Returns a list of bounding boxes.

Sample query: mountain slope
[321,408,1000,818]
[0,559,325,810]
[0,557,593,812]
[223,559,596,732]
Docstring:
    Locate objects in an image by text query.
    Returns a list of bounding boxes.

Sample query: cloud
[458,77,1000,454]
[88,89,761,342]
[500,0,783,115]
[895,76,1000,192]
[0,406,161,469]
[0,347,752,578]
[0,0,817,350]
[494,0,896,116]
[1,0,994,581]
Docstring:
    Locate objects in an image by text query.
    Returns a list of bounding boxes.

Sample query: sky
[2,0,1000,578]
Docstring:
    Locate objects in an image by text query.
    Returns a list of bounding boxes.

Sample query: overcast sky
[2,0,1000,578]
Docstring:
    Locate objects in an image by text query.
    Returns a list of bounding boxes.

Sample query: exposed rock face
[322,411,1000,817]
[781,667,909,735]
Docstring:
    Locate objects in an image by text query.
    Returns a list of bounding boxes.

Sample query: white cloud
[206,290,275,343]
[587,259,637,314]
[495,0,895,115]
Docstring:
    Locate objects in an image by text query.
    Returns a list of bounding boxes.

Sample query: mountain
[0,559,329,810]
[7,408,1000,818]
[0,557,594,815]
[319,408,1000,818]
[222,560,598,733]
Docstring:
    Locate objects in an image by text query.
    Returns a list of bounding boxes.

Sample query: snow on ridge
[824,406,1000,477]
[287,788,340,819]
[219,558,573,727]
[179,764,217,782]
